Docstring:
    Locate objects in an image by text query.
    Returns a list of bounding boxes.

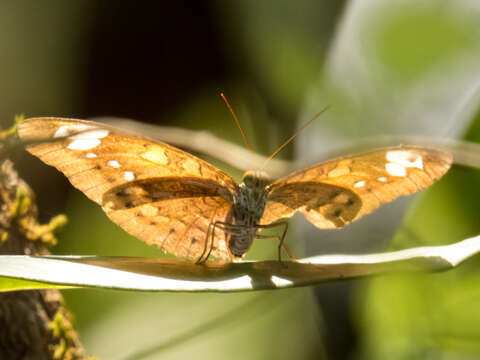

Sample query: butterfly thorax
[228,171,272,258]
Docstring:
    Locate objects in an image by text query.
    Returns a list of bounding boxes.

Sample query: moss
[0,114,23,142]
[0,231,8,243]
[22,214,68,246]
[48,310,84,360]
[10,188,31,218]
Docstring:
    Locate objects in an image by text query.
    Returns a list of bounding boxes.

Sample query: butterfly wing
[18,117,238,260]
[260,146,452,228]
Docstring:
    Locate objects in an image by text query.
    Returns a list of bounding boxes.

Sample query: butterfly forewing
[261,146,452,229]
[18,117,238,260]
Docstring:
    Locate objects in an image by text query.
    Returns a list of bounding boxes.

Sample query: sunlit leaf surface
[2,235,479,292]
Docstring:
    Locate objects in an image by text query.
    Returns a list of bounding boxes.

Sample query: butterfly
[17,117,453,262]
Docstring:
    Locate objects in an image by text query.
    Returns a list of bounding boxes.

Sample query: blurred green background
[5,1,480,359]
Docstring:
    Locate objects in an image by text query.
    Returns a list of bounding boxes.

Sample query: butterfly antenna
[261,106,330,170]
[220,93,253,153]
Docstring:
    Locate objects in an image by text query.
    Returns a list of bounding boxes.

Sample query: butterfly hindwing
[261,146,452,228]
[104,194,233,260]
[18,117,238,260]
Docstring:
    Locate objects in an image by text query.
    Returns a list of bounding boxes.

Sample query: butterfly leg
[204,221,221,262]
[196,220,214,264]
[276,221,295,262]
[196,220,235,264]
[255,234,288,264]
[207,220,248,262]
[255,221,296,263]
[255,235,296,263]
[207,221,242,262]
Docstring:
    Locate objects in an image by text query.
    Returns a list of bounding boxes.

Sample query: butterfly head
[241,170,271,191]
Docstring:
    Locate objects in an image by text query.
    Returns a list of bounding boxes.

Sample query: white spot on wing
[86,152,97,158]
[386,150,423,169]
[354,180,366,188]
[124,171,135,181]
[141,150,168,165]
[54,126,69,138]
[377,177,387,182]
[108,160,121,168]
[386,163,406,177]
[140,205,159,217]
[54,124,92,138]
[67,139,101,150]
[67,129,109,151]
[69,129,109,140]
[328,166,350,178]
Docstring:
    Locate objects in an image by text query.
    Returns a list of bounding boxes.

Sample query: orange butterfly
[18,118,452,262]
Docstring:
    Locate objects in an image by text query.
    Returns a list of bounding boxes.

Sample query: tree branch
[0,159,86,359]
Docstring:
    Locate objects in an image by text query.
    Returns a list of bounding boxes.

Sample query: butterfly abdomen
[227,178,268,257]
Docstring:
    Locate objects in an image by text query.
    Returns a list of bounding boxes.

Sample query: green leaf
[1,235,479,293]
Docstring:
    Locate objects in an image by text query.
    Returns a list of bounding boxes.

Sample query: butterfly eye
[242,172,254,187]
